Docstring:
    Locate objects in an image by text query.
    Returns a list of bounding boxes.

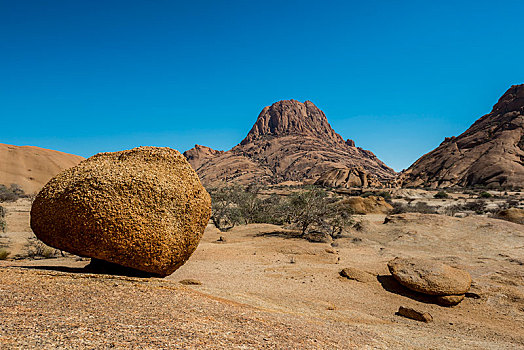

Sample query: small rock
[396,306,433,323]
[339,267,376,283]
[217,236,227,242]
[179,279,202,285]
[435,294,465,306]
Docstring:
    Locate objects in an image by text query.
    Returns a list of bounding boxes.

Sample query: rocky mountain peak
[400,84,524,189]
[491,84,524,115]
[240,100,344,145]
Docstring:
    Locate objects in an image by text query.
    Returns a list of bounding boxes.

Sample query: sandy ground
[1,199,523,349]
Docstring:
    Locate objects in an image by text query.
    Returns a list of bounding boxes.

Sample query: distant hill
[0,143,84,194]
[184,100,395,187]
[400,84,524,189]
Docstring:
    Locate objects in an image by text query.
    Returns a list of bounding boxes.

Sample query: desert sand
[1,198,523,349]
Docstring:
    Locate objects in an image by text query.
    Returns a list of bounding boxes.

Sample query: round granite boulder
[30,147,211,277]
[387,257,471,296]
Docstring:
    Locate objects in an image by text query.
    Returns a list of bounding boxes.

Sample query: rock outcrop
[30,147,211,277]
[0,143,84,194]
[342,196,393,215]
[400,85,524,189]
[388,257,472,296]
[388,257,471,306]
[314,167,383,188]
[183,144,224,170]
[184,100,395,187]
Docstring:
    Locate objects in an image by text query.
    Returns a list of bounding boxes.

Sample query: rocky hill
[0,143,84,194]
[400,85,524,189]
[184,100,395,187]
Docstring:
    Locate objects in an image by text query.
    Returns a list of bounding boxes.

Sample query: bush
[0,205,5,232]
[0,248,8,260]
[286,188,353,237]
[390,201,438,214]
[479,191,492,199]
[0,184,26,202]
[27,241,61,259]
[361,191,391,202]
[208,185,244,231]
[208,185,354,238]
[434,191,449,199]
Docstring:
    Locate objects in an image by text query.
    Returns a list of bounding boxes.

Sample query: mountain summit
[400,84,524,189]
[241,100,344,145]
[184,100,395,187]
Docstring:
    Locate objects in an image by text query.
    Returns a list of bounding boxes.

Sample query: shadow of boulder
[377,275,437,304]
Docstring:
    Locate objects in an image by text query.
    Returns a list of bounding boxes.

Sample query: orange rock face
[30,147,211,276]
[184,100,395,187]
[400,85,524,189]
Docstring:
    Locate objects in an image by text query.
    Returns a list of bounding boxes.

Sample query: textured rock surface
[388,257,472,296]
[400,85,524,189]
[435,294,465,307]
[183,144,224,170]
[184,100,395,187]
[342,196,393,214]
[30,147,211,276]
[314,167,377,188]
[0,143,84,194]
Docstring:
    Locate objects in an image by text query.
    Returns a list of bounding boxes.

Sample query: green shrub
[434,191,449,199]
[479,191,492,199]
[0,248,9,260]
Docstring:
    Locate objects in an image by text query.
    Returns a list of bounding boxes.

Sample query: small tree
[286,188,353,238]
[287,188,329,235]
[208,186,243,231]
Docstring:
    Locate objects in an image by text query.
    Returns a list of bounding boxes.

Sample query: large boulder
[387,257,471,296]
[30,147,211,277]
[342,196,393,215]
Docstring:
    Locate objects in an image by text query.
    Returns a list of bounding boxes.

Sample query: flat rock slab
[388,257,471,296]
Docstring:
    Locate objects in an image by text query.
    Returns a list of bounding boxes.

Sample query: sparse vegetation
[391,201,438,214]
[434,191,449,199]
[208,185,354,238]
[286,188,354,237]
[0,184,26,202]
[0,248,9,260]
[27,240,62,259]
[361,191,392,203]
[0,205,6,232]
[479,191,492,199]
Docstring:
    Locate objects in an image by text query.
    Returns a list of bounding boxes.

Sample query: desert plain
[1,191,523,349]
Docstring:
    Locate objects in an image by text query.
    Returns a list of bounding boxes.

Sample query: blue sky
[1,1,523,171]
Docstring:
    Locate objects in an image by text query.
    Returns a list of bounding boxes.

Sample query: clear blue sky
[2,1,523,171]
